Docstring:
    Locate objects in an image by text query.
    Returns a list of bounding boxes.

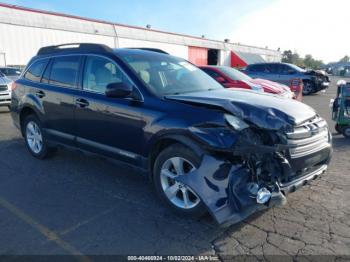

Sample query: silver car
[0,67,21,81]
[0,72,12,109]
[243,62,330,95]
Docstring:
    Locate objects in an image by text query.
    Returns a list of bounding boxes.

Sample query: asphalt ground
[0,77,349,260]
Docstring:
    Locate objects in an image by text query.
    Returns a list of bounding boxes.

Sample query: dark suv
[11,44,332,225]
[243,62,330,95]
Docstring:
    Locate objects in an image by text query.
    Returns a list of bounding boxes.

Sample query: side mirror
[105,82,133,98]
[215,76,226,83]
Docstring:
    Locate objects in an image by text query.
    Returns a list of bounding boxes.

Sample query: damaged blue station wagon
[11,44,332,225]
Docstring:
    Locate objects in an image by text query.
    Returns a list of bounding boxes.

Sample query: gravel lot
[0,77,349,260]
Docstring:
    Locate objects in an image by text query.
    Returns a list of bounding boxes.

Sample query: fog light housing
[256,187,272,204]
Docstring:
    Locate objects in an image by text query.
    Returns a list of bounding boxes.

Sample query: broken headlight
[225,114,249,131]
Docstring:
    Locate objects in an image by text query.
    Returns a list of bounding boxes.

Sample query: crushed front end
[177,115,332,226]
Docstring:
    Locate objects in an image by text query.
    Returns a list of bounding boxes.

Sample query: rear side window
[265,64,279,74]
[248,64,265,72]
[24,59,48,82]
[49,56,81,88]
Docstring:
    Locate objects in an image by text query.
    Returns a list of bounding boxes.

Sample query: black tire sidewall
[302,81,314,95]
[153,143,206,218]
[23,115,49,159]
[335,124,343,134]
[343,127,350,138]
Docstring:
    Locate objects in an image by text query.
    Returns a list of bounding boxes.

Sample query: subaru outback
[11,44,332,225]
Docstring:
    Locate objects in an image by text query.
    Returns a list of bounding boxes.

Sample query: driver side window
[83,56,124,93]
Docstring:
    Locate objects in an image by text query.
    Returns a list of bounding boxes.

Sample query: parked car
[0,72,12,109]
[0,67,22,81]
[200,66,294,99]
[11,44,332,225]
[243,62,330,95]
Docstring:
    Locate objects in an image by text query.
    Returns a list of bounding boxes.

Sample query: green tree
[339,55,350,63]
[281,50,324,69]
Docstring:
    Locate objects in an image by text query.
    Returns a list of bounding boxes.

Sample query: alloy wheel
[160,157,200,209]
[26,121,43,154]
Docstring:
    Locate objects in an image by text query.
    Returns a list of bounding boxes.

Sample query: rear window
[49,56,81,88]
[24,59,48,82]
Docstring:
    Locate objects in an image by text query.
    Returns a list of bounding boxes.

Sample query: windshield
[0,68,21,76]
[119,52,223,96]
[218,67,252,81]
[288,64,306,72]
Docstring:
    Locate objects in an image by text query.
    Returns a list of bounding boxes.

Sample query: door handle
[75,98,89,108]
[35,90,45,98]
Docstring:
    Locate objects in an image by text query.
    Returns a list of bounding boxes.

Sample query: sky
[2,0,349,63]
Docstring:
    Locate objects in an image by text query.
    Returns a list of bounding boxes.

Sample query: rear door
[38,55,83,144]
[74,55,144,166]
[261,64,280,82]
[278,64,297,85]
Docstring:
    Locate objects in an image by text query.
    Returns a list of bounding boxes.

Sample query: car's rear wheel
[153,143,206,218]
[302,81,315,95]
[23,115,50,159]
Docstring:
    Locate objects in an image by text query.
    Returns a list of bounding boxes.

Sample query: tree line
[281,50,324,69]
[281,51,350,70]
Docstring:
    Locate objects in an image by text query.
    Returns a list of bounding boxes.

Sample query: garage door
[188,46,208,66]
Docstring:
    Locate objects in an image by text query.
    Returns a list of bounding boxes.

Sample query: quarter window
[24,59,48,82]
[49,56,80,88]
[83,56,126,93]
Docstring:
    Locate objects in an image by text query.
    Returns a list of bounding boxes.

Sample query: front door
[74,55,144,166]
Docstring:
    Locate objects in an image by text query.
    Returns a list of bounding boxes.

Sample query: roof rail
[37,43,113,56]
[128,48,169,54]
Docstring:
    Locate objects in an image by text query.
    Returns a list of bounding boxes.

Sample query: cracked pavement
[0,77,349,259]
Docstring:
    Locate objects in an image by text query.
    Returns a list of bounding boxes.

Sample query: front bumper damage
[176,136,332,226]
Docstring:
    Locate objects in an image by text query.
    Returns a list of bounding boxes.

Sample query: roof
[235,51,265,64]
[0,2,219,43]
[0,2,281,54]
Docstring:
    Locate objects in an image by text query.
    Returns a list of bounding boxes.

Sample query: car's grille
[286,116,329,158]
[0,85,8,92]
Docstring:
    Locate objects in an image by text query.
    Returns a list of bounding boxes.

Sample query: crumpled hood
[249,78,290,94]
[166,89,316,130]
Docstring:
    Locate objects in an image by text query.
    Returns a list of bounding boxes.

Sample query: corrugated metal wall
[0,4,282,66]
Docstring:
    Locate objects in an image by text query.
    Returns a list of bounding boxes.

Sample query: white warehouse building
[0,2,281,68]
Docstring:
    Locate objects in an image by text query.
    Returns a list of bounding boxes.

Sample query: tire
[23,115,51,159]
[343,126,350,138]
[335,124,343,134]
[153,143,207,218]
[302,81,315,95]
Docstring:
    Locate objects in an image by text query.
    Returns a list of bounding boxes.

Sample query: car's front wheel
[302,81,315,95]
[153,143,206,218]
[23,115,51,159]
[343,126,350,138]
